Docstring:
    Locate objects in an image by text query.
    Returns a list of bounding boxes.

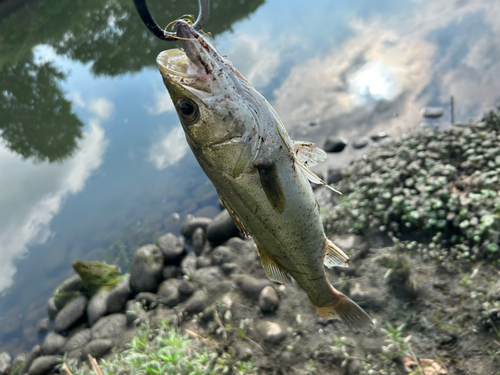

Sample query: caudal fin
[313,291,373,333]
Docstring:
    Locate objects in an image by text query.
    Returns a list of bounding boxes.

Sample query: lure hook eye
[133,0,210,41]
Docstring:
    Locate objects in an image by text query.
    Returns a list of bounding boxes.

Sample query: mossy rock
[72,260,122,295]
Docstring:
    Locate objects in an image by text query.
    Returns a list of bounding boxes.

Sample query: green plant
[380,323,411,362]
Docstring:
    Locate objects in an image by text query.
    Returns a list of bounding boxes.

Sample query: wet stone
[181,253,197,276]
[91,313,127,340]
[42,332,66,355]
[87,290,111,326]
[107,275,130,314]
[130,244,164,293]
[0,352,11,375]
[37,318,50,333]
[324,136,348,152]
[206,210,239,244]
[156,233,186,262]
[192,227,207,256]
[259,286,280,313]
[28,355,60,375]
[54,296,88,333]
[181,216,213,239]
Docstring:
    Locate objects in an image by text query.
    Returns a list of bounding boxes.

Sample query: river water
[0,0,499,355]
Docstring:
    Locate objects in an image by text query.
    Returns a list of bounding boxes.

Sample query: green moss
[72,260,121,294]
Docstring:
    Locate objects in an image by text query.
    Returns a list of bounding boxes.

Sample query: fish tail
[312,285,373,333]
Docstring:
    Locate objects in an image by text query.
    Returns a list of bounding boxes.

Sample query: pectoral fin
[257,162,286,214]
[324,239,350,268]
[256,244,290,284]
[293,141,327,168]
[218,193,251,237]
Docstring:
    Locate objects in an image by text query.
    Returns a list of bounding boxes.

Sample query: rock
[53,275,84,310]
[107,275,130,314]
[220,262,240,275]
[192,266,225,286]
[196,256,212,269]
[211,246,236,266]
[237,275,272,296]
[181,253,197,276]
[178,280,195,296]
[91,313,127,340]
[135,292,159,307]
[81,339,113,360]
[352,136,368,149]
[349,283,385,308]
[256,321,286,343]
[233,341,253,360]
[259,286,279,313]
[192,227,207,256]
[87,290,111,326]
[327,168,343,184]
[130,244,164,293]
[41,332,66,355]
[183,290,208,314]
[162,265,178,280]
[281,350,295,365]
[370,132,388,141]
[64,329,91,352]
[28,355,60,375]
[421,107,444,119]
[225,237,255,255]
[125,300,148,327]
[323,136,348,152]
[206,210,239,244]
[46,298,58,320]
[156,233,186,262]
[54,296,88,333]
[181,216,213,239]
[37,318,50,333]
[0,352,11,375]
[11,353,26,375]
[157,279,180,307]
[19,345,42,375]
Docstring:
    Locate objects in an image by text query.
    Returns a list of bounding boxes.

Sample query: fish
[156,20,373,333]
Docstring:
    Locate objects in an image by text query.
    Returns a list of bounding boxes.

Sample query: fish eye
[176,98,199,122]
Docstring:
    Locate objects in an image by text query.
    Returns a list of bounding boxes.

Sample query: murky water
[0,0,499,355]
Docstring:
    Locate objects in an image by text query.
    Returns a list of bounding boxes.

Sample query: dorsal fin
[293,141,327,168]
[218,193,251,237]
[324,239,350,268]
[256,244,290,284]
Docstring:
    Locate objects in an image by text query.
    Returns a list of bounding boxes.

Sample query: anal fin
[218,193,251,237]
[256,244,290,284]
[324,239,350,268]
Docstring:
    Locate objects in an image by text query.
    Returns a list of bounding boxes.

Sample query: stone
[421,107,444,119]
[28,355,60,375]
[181,253,197,276]
[54,296,88,333]
[130,244,164,293]
[259,286,279,313]
[19,345,42,375]
[220,262,240,275]
[41,332,66,355]
[135,292,159,307]
[0,352,11,375]
[192,227,207,256]
[157,279,180,307]
[256,321,286,343]
[156,233,186,262]
[206,210,239,244]
[64,328,91,352]
[181,216,213,239]
[162,265,178,280]
[196,256,212,269]
[125,300,148,327]
[233,341,253,360]
[37,318,50,333]
[327,168,343,184]
[183,290,208,314]
[11,353,26,375]
[87,290,111,326]
[53,275,84,310]
[81,339,113,360]
[46,298,58,320]
[237,275,272,296]
[192,266,225,286]
[211,246,236,266]
[178,280,195,296]
[352,136,368,149]
[91,313,127,340]
[370,132,388,141]
[107,275,131,314]
[323,136,348,153]
[349,283,385,308]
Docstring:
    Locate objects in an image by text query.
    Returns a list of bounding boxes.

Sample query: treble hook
[133,0,210,41]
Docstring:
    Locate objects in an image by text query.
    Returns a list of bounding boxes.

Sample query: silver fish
[157,20,373,333]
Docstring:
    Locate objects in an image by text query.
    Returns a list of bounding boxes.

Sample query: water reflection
[149,125,188,170]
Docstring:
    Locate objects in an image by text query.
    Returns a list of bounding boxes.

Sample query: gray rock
[28,355,60,375]
[130,244,164,293]
[327,168,343,184]
[64,329,91,352]
[352,136,368,149]
[41,332,66,355]
[46,298,58,320]
[81,339,113,360]
[87,290,111,326]
[183,290,208,314]
[135,292,159,307]
[125,300,148,327]
[220,262,240,275]
[91,313,127,340]
[162,265,178,280]
[421,107,444,119]
[259,286,279,313]
[181,253,197,276]
[225,237,255,255]
[323,136,347,153]
[156,233,186,262]
[256,321,286,343]
[192,227,207,256]
[181,216,213,239]
[370,132,388,141]
[196,256,212,269]
[53,275,84,310]
[11,353,26,375]
[178,280,195,296]
[233,341,253,360]
[349,283,385,308]
[54,296,88,333]
[19,345,42,375]
[192,266,225,286]
[157,279,180,307]
[107,275,130,314]
[210,246,236,266]
[0,352,11,375]
[237,275,272,296]
[37,318,50,333]
[206,210,239,244]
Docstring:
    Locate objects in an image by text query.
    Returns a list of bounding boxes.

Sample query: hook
[133,0,210,41]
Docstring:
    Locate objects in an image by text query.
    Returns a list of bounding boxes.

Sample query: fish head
[157,20,262,178]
